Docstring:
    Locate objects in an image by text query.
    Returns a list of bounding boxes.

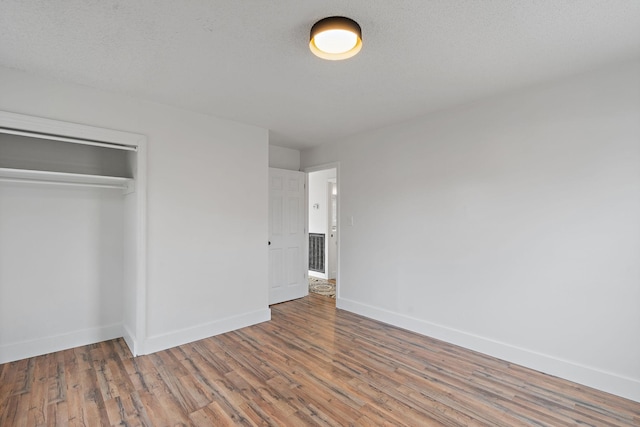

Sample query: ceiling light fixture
[309,16,362,60]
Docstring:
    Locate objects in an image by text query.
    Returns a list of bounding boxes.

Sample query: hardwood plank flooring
[1,293,639,426]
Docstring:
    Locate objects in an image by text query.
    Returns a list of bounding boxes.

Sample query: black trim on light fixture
[309,16,362,60]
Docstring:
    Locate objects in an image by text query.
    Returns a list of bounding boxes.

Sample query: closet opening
[0,111,147,363]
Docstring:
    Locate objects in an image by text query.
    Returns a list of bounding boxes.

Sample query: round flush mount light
[309,16,362,60]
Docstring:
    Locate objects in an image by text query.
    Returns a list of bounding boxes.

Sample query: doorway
[306,166,338,299]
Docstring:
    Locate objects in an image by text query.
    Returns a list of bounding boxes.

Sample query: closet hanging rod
[0,177,128,190]
[0,127,137,151]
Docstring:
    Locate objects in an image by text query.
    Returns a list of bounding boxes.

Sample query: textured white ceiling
[1,1,639,149]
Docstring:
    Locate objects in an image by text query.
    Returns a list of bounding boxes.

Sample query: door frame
[327,178,337,280]
[304,162,340,299]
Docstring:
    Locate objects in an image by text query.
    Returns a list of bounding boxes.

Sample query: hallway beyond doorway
[308,276,336,298]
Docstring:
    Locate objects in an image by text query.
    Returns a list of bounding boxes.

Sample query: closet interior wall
[0,120,145,363]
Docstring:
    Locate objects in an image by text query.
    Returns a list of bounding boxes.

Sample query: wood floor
[1,294,639,426]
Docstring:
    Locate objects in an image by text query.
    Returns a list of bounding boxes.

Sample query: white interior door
[269,168,307,305]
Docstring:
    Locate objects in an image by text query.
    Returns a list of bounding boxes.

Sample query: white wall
[0,66,270,356]
[308,168,336,279]
[301,60,640,402]
[269,145,300,171]
[0,184,124,361]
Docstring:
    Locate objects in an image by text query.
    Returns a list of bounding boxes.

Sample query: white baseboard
[336,297,640,403]
[122,323,137,356]
[0,323,123,364]
[143,308,271,355]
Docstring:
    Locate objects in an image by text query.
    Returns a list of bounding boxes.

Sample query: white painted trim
[143,308,271,355]
[336,297,640,403]
[326,178,337,280]
[133,138,148,356]
[0,167,133,190]
[0,127,137,151]
[0,324,123,364]
[304,162,340,174]
[122,324,137,357]
[305,172,309,282]
[0,110,143,147]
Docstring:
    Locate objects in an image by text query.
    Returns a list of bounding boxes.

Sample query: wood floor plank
[46,352,66,406]
[26,354,48,426]
[128,391,155,426]
[0,395,20,427]
[13,358,35,397]
[189,401,236,427]
[45,400,67,427]
[135,390,183,427]
[2,293,639,426]
[63,363,84,426]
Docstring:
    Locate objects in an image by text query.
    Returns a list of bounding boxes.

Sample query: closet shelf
[0,167,134,193]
